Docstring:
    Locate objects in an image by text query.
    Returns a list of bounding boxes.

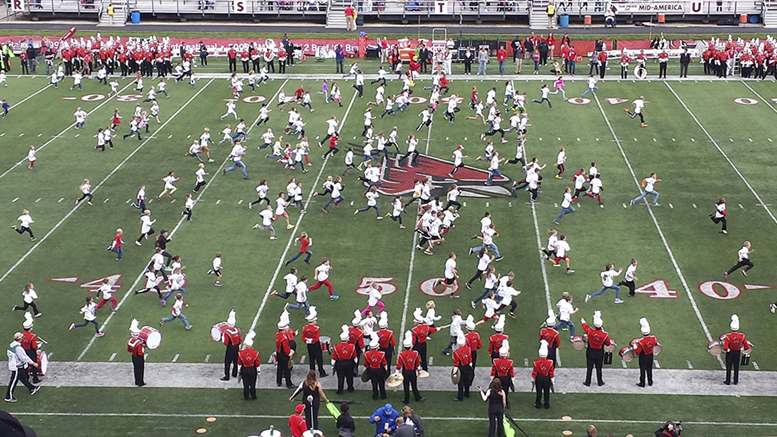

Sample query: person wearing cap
[540,311,561,366]
[238,331,260,400]
[464,316,483,374]
[722,314,748,385]
[289,404,308,437]
[488,315,509,360]
[490,340,514,408]
[221,310,242,381]
[581,311,613,387]
[127,319,145,387]
[332,325,357,394]
[532,340,555,409]
[302,308,327,377]
[376,313,396,375]
[396,331,424,404]
[364,338,388,400]
[633,318,658,387]
[5,332,40,402]
[275,317,294,388]
[453,332,473,401]
[290,370,330,430]
[370,403,399,437]
[20,313,41,384]
[449,145,467,177]
[154,229,173,267]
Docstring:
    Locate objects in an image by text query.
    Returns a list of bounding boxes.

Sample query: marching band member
[722,314,749,385]
[540,310,561,366]
[127,319,145,387]
[581,311,613,387]
[221,310,242,382]
[332,325,357,394]
[490,340,514,408]
[348,310,366,368]
[464,316,482,373]
[396,331,424,404]
[376,312,396,374]
[238,330,260,400]
[275,310,294,388]
[453,332,473,401]
[21,313,41,384]
[364,337,388,400]
[488,315,508,360]
[302,307,327,377]
[532,340,554,409]
[634,318,657,387]
[411,309,435,371]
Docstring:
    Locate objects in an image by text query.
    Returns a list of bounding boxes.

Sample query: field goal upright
[431,28,448,51]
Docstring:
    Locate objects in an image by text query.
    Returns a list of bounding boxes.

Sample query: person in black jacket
[524,37,535,62]
[679,49,691,78]
[462,47,473,75]
[154,229,173,267]
[402,406,424,437]
[511,37,523,73]
[25,45,37,74]
[199,42,208,67]
[336,402,356,437]
[420,45,430,74]
[537,39,550,66]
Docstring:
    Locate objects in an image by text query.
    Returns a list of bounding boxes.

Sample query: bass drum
[634,65,647,80]
[707,340,723,356]
[570,336,586,351]
[36,350,49,376]
[619,346,636,363]
[653,342,663,356]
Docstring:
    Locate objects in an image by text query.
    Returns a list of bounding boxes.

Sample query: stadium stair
[97,0,128,27]
[530,0,551,30]
[326,0,348,29]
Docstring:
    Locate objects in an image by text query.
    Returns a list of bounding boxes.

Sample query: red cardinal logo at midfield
[378,154,511,198]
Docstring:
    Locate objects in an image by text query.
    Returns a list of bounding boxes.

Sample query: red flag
[59,26,77,43]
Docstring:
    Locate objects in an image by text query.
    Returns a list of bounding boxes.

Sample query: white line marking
[0,81,136,181]
[19,133,24,137]
[741,81,777,115]
[665,82,777,226]
[753,361,759,370]
[37,133,43,137]
[103,198,109,204]
[12,198,18,202]
[739,204,744,209]
[669,204,673,209]
[428,356,433,366]
[693,204,697,209]
[687,360,693,369]
[748,138,753,143]
[58,198,64,203]
[238,199,243,205]
[7,412,777,427]
[205,354,211,363]
[7,83,52,112]
[35,198,41,203]
[593,93,723,368]
[71,80,217,361]
[215,199,221,204]
[168,135,173,139]
[621,359,627,368]
[622,203,627,208]
[248,89,357,336]
[654,360,660,369]
[108,353,116,362]
[126,199,131,204]
[523,358,529,366]
[172,354,180,363]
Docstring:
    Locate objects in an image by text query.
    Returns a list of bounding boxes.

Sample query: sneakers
[135,241,142,246]
[252,224,260,230]
[653,203,660,207]
[566,269,575,275]
[465,283,472,290]
[468,248,474,256]
[206,269,214,275]
[186,325,193,330]
[743,270,748,277]
[287,224,295,229]
[724,272,729,279]
[270,236,277,240]
[30,386,41,397]
[161,300,166,307]
[494,257,503,262]
[450,294,460,299]
[96,332,105,337]
[614,298,624,304]
[4,398,17,403]
[330,295,340,301]
[215,281,222,287]
[69,323,75,331]
[721,230,728,234]
[585,294,591,303]
[770,303,776,314]
[471,301,476,309]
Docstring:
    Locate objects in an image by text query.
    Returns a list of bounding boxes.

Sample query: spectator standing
[511,37,523,74]
[496,46,507,75]
[345,4,356,32]
[477,47,489,75]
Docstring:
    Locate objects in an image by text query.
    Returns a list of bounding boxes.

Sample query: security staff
[302,308,327,377]
[238,331,260,400]
[539,311,561,366]
[396,331,424,404]
[332,325,357,394]
[452,333,473,401]
[532,340,554,409]
[127,319,145,387]
[581,311,613,387]
[722,314,748,385]
[222,310,242,381]
[364,338,388,400]
[490,340,514,407]
[634,317,658,387]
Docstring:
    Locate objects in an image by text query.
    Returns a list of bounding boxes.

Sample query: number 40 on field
[635,279,775,300]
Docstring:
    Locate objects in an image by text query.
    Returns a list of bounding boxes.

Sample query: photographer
[655,421,682,437]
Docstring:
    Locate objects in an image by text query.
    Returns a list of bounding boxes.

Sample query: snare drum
[269,350,278,364]
[139,326,162,350]
[210,321,230,342]
[742,340,754,355]
[604,341,617,353]
[619,346,636,363]
[320,336,331,354]
[36,350,49,375]
[707,340,723,356]
[570,336,586,351]
[653,342,663,356]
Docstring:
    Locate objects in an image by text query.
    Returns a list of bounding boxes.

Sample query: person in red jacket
[127,319,145,387]
[597,50,608,79]
[396,331,424,403]
[21,314,41,384]
[497,45,508,75]
[581,311,613,387]
[221,310,242,381]
[289,404,308,437]
[227,46,237,72]
[275,313,294,388]
[633,318,657,387]
[452,333,473,401]
[238,331,260,400]
[722,314,748,385]
[532,340,555,409]
[539,311,561,365]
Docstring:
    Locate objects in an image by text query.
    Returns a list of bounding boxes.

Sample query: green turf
[2,67,777,436]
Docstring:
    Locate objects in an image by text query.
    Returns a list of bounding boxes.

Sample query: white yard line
[592,93,724,368]
[0,80,136,181]
[740,81,777,115]
[68,79,217,360]
[399,110,435,337]
[664,81,777,226]
[77,79,287,361]
[7,82,52,111]
[248,90,359,334]
[7,411,777,427]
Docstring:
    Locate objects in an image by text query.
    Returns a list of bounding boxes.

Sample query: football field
[2,63,777,436]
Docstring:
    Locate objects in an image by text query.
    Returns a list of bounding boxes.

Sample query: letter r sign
[12,0,25,11]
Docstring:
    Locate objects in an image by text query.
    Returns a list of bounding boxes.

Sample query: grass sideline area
[1,58,777,437]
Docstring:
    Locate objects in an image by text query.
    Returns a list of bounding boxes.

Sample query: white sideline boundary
[0,80,136,181]
[741,81,777,115]
[73,79,219,360]
[248,90,359,334]
[592,93,724,369]
[664,81,777,226]
[7,411,777,427]
[399,108,435,337]
[7,83,52,111]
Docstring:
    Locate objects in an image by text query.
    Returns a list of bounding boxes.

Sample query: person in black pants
[275,322,294,388]
[679,49,691,78]
[154,230,173,267]
[722,314,748,385]
[199,42,208,67]
[5,333,40,402]
[724,241,754,279]
[618,258,638,297]
[710,197,728,234]
[420,45,430,73]
[479,378,506,437]
[128,321,145,387]
[238,332,259,400]
[333,329,356,394]
[336,403,356,436]
[582,313,609,387]
[462,47,473,75]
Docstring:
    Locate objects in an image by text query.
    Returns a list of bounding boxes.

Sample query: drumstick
[36,337,48,345]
